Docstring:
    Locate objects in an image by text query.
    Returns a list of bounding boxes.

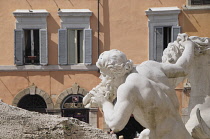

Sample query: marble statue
[186,96,210,139]
[83,33,210,139]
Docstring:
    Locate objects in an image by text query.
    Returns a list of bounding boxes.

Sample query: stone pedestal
[89,108,98,128]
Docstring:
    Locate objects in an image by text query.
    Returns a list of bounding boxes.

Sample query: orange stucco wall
[0,71,100,105]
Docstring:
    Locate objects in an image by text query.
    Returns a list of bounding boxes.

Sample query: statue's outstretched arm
[101,83,136,132]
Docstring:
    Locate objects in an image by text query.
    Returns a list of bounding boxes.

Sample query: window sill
[183,5,210,10]
[0,65,98,72]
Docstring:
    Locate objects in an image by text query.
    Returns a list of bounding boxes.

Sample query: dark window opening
[24,29,40,65]
[77,30,83,63]
[61,94,89,123]
[191,0,210,5]
[17,94,47,113]
[163,27,172,50]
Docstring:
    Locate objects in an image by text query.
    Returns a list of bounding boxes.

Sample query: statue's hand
[91,94,109,108]
[177,33,189,43]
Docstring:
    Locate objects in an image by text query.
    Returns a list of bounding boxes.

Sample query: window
[145,7,181,62]
[17,94,47,113]
[191,0,210,5]
[24,29,40,64]
[67,29,84,64]
[61,94,89,123]
[154,26,180,61]
[58,9,92,65]
[13,10,49,65]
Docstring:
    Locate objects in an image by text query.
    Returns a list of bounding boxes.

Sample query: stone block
[35,88,41,95]
[72,87,78,94]
[24,88,30,95]
[38,90,46,97]
[47,103,54,109]
[58,91,68,100]
[15,92,26,100]
[42,93,50,100]
[78,88,84,95]
[61,90,69,97]
[46,97,52,104]
[82,90,88,96]
[54,103,61,109]
[29,86,36,95]
[67,88,73,94]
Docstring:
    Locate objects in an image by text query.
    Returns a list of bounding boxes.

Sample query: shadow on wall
[180,9,210,33]
[90,0,110,61]
[180,10,197,33]
[101,0,111,52]
[47,14,60,65]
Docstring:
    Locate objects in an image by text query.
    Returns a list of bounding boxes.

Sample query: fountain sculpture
[83,33,210,139]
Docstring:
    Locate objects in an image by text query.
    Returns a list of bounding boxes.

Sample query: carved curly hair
[96,49,133,78]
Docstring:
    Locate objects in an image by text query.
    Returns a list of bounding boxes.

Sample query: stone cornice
[58,9,92,17]
[13,9,49,17]
[0,65,98,72]
[145,7,181,16]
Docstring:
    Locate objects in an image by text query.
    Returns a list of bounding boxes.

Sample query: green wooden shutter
[39,29,48,65]
[68,30,76,64]
[154,27,164,62]
[14,29,24,65]
[58,29,68,65]
[171,26,181,42]
[84,29,92,64]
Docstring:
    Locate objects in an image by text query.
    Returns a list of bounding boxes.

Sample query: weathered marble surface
[0,100,116,139]
[186,96,210,139]
[83,33,210,139]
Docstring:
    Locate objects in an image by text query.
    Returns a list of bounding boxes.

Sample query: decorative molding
[0,65,98,72]
[54,83,88,109]
[13,9,49,17]
[58,9,92,29]
[145,7,181,16]
[58,9,92,17]
[145,7,181,60]
[12,85,54,109]
[13,9,49,29]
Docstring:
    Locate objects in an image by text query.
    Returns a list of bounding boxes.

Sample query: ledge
[58,9,92,17]
[0,65,98,72]
[145,7,181,15]
[182,5,210,10]
[13,9,49,17]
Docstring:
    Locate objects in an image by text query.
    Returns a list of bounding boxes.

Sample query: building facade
[0,0,210,130]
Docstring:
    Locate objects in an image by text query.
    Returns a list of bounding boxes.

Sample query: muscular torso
[125,61,186,138]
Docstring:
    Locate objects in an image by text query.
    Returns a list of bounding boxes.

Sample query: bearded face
[83,49,133,108]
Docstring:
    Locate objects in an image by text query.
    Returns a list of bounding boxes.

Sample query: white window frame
[145,7,181,61]
[184,0,210,10]
[58,9,92,65]
[13,9,49,65]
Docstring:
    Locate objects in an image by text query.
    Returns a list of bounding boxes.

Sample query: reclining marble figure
[83,33,210,139]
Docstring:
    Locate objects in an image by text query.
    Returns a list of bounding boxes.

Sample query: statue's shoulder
[137,60,159,67]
